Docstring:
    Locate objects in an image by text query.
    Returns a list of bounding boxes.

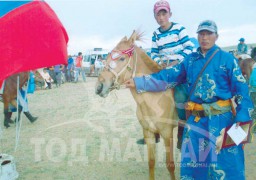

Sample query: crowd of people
[38,52,106,90]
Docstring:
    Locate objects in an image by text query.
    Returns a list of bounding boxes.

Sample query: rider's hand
[160,63,167,68]
[169,60,179,67]
[125,79,135,88]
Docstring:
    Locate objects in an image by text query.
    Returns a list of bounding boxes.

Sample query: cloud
[218,24,256,47]
[67,35,122,55]
[67,23,256,54]
[67,34,152,55]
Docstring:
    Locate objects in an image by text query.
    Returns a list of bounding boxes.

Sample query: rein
[105,46,138,90]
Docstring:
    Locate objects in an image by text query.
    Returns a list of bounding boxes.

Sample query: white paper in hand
[227,124,247,146]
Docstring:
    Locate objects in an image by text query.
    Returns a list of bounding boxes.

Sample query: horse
[1,70,44,128]
[239,58,256,81]
[95,31,178,180]
[236,54,256,82]
[1,72,29,128]
[34,69,46,89]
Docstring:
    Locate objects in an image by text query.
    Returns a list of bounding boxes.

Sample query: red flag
[0,0,69,81]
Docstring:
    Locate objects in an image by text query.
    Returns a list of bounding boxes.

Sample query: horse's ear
[128,30,137,45]
[120,36,127,42]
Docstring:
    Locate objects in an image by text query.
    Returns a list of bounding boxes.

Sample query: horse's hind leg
[143,129,156,180]
[9,99,23,122]
[163,135,176,180]
[3,109,10,128]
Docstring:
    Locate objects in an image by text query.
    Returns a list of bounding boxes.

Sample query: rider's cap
[239,38,245,42]
[154,0,170,15]
[197,20,218,33]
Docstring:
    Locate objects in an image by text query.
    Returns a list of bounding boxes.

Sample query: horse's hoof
[4,123,10,128]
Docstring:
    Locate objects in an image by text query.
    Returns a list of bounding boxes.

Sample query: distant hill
[221,43,256,52]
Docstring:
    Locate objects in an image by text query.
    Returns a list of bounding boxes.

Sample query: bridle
[104,45,138,90]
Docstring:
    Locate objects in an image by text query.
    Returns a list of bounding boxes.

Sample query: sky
[46,0,256,55]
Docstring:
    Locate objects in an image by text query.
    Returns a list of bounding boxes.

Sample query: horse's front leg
[143,129,156,180]
[163,133,176,180]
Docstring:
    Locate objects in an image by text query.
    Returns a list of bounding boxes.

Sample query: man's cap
[197,20,218,33]
[239,38,245,42]
[154,0,170,15]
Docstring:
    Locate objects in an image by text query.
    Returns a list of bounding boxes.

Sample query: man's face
[154,10,171,28]
[198,30,218,53]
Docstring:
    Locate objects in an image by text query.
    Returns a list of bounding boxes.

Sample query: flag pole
[15,75,20,151]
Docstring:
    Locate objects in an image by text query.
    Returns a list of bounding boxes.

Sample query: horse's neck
[134,50,161,76]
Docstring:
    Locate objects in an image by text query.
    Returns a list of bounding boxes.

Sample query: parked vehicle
[82,48,109,76]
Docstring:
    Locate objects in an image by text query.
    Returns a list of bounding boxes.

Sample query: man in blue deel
[125,20,253,179]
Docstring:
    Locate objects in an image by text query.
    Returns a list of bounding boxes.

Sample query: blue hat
[197,20,218,33]
[239,38,245,42]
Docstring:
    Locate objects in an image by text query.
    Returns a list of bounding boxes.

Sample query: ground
[0,77,255,180]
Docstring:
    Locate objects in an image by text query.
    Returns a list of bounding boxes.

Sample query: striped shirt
[151,22,194,64]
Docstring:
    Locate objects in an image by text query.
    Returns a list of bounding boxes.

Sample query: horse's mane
[134,31,162,73]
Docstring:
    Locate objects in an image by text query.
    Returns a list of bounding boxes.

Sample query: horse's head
[95,31,143,97]
[34,69,45,84]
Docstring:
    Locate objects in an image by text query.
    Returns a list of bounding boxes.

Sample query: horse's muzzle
[95,82,103,95]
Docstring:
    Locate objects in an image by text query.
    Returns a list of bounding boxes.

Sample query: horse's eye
[120,57,125,61]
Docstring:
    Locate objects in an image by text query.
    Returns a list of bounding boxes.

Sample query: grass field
[0,78,255,179]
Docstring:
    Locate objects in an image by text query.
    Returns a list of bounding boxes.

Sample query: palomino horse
[1,72,29,128]
[95,31,178,180]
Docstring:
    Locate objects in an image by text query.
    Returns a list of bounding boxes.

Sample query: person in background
[90,56,96,76]
[48,66,56,84]
[237,37,248,55]
[74,52,86,82]
[41,68,53,89]
[54,64,64,87]
[95,55,104,76]
[125,20,253,180]
[67,55,74,82]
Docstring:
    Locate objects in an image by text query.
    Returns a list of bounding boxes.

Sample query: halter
[105,46,137,90]
[110,46,135,60]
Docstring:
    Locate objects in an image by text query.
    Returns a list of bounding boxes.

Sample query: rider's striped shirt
[151,22,194,64]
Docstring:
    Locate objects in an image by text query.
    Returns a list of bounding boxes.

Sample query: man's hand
[124,79,135,88]
[236,122,241,128]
